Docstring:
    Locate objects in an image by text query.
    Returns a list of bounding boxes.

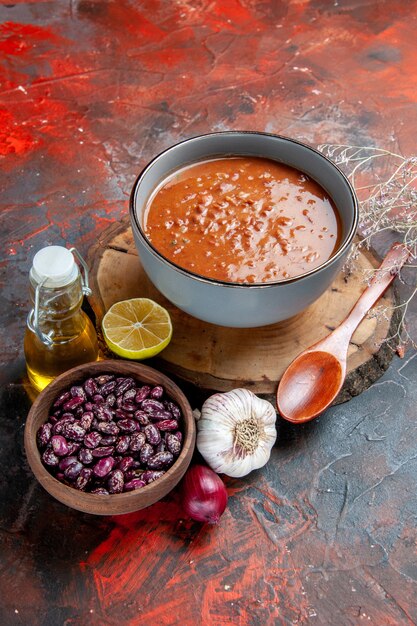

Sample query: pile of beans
[36,374,183,494]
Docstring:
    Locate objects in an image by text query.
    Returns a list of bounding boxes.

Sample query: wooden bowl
[24,360,196,515]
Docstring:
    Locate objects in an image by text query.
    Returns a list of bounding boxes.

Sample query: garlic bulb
[196,388,277,478]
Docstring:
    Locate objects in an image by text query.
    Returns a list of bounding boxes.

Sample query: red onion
[181,464,228,524]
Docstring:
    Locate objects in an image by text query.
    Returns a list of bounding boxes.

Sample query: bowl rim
[129,130,359,289]
[24,360,196,514]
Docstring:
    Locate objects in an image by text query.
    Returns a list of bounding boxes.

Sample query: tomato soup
[143,157,341,283]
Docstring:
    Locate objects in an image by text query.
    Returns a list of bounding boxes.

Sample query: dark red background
[1,2,417,624]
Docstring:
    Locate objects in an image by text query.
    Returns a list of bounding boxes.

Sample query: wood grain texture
[89,218,398,404]
[24,361,196,515]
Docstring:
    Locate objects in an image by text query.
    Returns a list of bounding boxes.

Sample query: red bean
[92,404,114,422]
[61,412,75,420]
[134,410,150,425]
[108,469,124,494]
[115,378,135,397]
[123,388,136,402]
[97,421,120,436]
[105,393,116,407]
[141,470,165,484]
[150,385,164,400]
[144,424,161,445]
[147,451,174,470]
[166,433,181,456]
[150,409,173,421]
[99,435,117,445]
[67,442,82,455]
[118,419,137,433]
[115,435,131,454]
[156,441,166,453]
[63,422,86,441]
[139,443,153,465]
[121,402,137,413]
[129,432,146,452]
[63,396,84,411]
[135,385,151,403]
[51,435,69,457]
[59,455,79,471]
[141,398,165,414]
[52,416,74,435]
[114,408,130,420]
[74,406,84,418]
[84,378,99,397]
[93,457,115,478]
[124,478,146,492]
[84,431,101,449]
[78,448,94,465]
[92,446,115,458]
[100,380,117,395]
[156,419,178,432]
[53,391,71,408]
[166,401,181,420]
[123,468,142,482]
[64,461,84,480]
[75,467,93,491]
[42,449,59,467]
[91,487,110,495]
[118,456,135,472]
[71,385,86,400]
[95,374,115,385]
[37,423,52,448]
[80,411,94,431]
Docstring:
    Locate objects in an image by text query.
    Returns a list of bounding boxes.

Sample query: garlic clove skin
[196,388,277,478]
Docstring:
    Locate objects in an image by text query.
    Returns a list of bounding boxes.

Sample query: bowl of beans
[130,131,359,327]
[24,360,196,515]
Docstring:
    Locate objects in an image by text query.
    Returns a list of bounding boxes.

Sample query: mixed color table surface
[1,2,417,624]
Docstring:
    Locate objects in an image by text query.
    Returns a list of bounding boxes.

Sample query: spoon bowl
[277,243,410,423]
[278,352,343,423]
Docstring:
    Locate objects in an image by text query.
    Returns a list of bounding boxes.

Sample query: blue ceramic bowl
[129,132,358,327]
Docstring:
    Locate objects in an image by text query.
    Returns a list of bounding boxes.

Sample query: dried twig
[318,144,417,350]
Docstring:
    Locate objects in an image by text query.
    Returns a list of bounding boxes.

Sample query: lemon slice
[102,298,173,359]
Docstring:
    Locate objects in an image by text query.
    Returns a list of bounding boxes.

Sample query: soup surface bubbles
[144,157,341,284]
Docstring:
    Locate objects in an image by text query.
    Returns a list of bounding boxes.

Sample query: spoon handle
[329,242,410,348]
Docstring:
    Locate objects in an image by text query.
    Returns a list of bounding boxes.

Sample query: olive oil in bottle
[24,246,99,392]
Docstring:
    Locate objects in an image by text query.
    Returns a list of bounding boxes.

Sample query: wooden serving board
[88,218,399,406]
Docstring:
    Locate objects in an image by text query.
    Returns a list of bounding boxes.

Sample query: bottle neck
[27,273,87,346]
[29,274,84,321]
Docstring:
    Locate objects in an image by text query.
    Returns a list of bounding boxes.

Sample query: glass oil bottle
[24,246,99,392]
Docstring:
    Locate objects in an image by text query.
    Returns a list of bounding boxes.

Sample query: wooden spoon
[277,242,410,424]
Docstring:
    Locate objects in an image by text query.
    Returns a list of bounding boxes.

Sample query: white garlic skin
[196,388,277,478]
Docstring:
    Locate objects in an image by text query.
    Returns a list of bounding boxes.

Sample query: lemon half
[102,298,172,360]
